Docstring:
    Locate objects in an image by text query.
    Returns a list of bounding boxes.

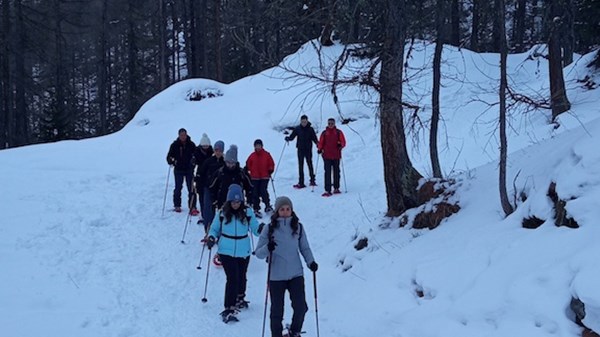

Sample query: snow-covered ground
[2,41,599,337]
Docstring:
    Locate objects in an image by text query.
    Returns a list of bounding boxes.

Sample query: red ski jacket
[246,149,275,179]
[318,127,346,160]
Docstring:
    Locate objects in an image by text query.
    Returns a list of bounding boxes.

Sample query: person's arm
[339,130,347,149]
[286,128,298,142]
[311,127,318,145]
[247,208,260,236]
[298,223,315,266]
[208,211,222,239]
[317,132,325,153]
[166,143,176,164]
[254,223,270,259]
[267,153,275,176]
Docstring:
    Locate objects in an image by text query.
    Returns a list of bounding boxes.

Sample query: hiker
[197,140,224,231]
[285,115,318,188]
[317,118,346,197]
[206,184,260,323]
[254,196,318,337]
[166,128,196,212]
[245,139,275,217]
[193,133,214,218]
[209,145,253,210]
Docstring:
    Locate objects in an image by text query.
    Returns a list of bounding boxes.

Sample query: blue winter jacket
[208,207,260,258]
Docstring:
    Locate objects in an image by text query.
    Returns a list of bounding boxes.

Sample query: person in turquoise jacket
[207,184,260,323]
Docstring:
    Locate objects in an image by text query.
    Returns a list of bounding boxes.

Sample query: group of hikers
[165,115,346,336]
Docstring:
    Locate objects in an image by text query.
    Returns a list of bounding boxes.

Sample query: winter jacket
[193,146,214,186]
[287,122,318,153]
[209,164,253,208]
[197,155,225,188]
[209,207,260,258]
[166,136,196,171]
[246,149,275,179]
[317,127,346,160]
[255,217,315,281]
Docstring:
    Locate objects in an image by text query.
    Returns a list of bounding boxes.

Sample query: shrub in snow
[186,88,223,101]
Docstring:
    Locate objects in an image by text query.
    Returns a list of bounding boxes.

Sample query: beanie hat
[274,196,293,212]
[254,139,263,147]
[200,133,211,146]
[300,114,308,120]
[214,140,225,152]
[225,145,238,163]
[226,184,244,203]
[178,128,187,134]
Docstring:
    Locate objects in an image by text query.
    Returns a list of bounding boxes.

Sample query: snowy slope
[1,41,599,337]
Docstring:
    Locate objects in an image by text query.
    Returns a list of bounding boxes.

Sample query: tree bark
[158,0,167,88]
[0,0,11,148]
[497,0,514,216]
[431,0,445,179]
[512,0,527,52]
[127,0,140,118]
[98,0,108,135]
[214,0,223,81]
[547,0,571,120]
[450,0,460,46]
[380,0,423,217]
[470,0,480,51]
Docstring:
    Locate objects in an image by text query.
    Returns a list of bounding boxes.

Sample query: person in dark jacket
[245,139,275,216]
[317,118,346,197]
[206,184,260,323]
[193,133,214,219]
[209,145,253,210]
[197,140,225,231]
[254,196,318,337]
[285,115,318,188]
[166,128,196,212]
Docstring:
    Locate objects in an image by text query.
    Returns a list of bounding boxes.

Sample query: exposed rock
[354,237,368,251]
[547,182,579,228]
[413,202,461,230]
[522,215,545,229]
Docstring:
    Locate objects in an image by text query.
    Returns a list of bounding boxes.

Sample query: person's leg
[297,151,305,185]
[173,171,184,207]
[219,254,240,310]
[252,179,261,211]
[269,280,287,337]
[288,276,308,336]
[333,159,341,190]
[202,187,214,232]
[260,179,270,209]
[306,151,316,185]
[185,170,196,209]
[236,256,250,307]
[323,159,332,192]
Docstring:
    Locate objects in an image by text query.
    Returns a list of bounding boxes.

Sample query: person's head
[300,115,308,127]
[327,118,336,129]
[200,133,211,149]
[178,128,188,142]
[254,139,263,151]
[214,140,225,158]
[274,196,293,218]
[226,184,244,209]
[225,145,238,166]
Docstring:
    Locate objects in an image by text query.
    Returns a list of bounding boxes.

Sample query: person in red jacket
[245,139,275,216]
[317,118,346,197]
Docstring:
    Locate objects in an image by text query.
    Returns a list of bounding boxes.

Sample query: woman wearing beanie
[207,184,260,323]
[254,196,318,337]
[209,144,253,209]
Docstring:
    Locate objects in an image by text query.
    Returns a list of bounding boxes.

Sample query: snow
[2,41,600,337]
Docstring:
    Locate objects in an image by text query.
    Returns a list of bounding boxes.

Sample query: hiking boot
[321,191,332,197]
[333,189,342,194]
[236,298,249,310]
[174,207,182,213]
[293,183,306,189]
[220,309,238,323]
[309,181,317,186]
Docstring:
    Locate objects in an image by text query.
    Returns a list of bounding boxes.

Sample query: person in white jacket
[254,196,318,337]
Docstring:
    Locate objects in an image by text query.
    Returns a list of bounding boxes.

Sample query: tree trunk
[497,0,514,216]
[561,0,574,65]
[380,0,423,217]
[431,0,445,179]
[158,0,167,88]
[99,0,108,135]
[548,0,571,120]
[0,0,11,148]
[214,0,223,82]
[15,0,27,144]
[127,0,140,118]
[450,0,460,46]
[513,0,527,52]
[470,0,480,51]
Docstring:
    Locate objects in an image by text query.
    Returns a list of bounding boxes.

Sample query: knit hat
[254,139,263,147]
[200,133,211,146]
[214,140,225,152]
[225,145,238,163]
[226,184,244,203]
[274,196,293,212]
[178,128,187,134]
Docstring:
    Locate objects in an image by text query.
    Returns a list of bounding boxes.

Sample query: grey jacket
[254,217,315,281]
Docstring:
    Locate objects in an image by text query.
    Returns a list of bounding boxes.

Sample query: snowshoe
[220,309,238,323]
[236,298,250,310]
[196,218,204,225]
[213,254,223,267]
[309,181,317,187]
[293,183,306,189]
[333,188,342,194]
[190,209,200,216]
[321,192,332,197]
[174,207,182,213]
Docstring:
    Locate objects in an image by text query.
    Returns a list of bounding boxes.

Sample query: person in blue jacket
[207,184,260,323]
[254,196,318,337]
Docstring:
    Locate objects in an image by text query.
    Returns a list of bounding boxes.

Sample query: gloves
[268,169,274,175]
[317,149,322,154]
[258,223,265,234]
[309,261,318,272]
[337,142,342,149]
[285,136,291,142]
[167,157,176,165]
[267,240,277,252]
[206,236,216,249]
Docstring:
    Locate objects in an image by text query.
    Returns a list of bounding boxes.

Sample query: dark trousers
[269,276,308,337]
[219,254,250,309]
[297,150,315,185]
[194,178,205,215]
[202,187,215,232]
[323,159,340,192]
[252,179,271,211]
[173,169,195,208]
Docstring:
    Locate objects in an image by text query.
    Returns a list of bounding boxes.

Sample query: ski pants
[323,158,340,192]
[297,150,315,185]
[173,169,195,208]
[269,276,308,337]
[219,254,250,309]
[251,178,271,211]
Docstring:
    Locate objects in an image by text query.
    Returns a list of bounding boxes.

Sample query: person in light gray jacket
[254,196,318,337]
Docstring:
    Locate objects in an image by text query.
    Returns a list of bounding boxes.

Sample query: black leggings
[269,276,308,337]
[219,255,250,309]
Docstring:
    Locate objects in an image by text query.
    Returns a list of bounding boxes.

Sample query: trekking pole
[249,226,255,252]
[270,177,278,199]
[312,154,320,193]
[196,243,207,270]
[201,249,212,303]
[341,157,348,193]
[180,180,197,244]
[313,271,320,337]
[161,165,172,217]
[261,250,273,337]
[272,142,287,180]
